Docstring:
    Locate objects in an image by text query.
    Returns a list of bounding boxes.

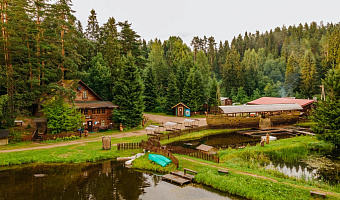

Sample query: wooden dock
[162,174,192,186]
[162,168,197,186]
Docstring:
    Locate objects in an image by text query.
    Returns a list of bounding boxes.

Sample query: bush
[8,129,22,143]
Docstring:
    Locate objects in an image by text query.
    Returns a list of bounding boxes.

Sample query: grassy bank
[132,153,177,173]
[219,136,333,163]
[0,135,147,167]
[132,155,339,200]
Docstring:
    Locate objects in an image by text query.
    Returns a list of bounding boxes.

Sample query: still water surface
[0,161,243,200]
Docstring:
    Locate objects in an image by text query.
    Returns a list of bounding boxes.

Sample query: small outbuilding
[196,144,218,155]
[220,97,232,106]
[171,102,190,117]
[0,129,9,146]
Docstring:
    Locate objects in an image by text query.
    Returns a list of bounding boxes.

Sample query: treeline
[1,1,340,127]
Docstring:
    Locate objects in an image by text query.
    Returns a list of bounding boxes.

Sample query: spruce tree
[176,65,188,101]
[165,73,180,114]
[183,66,204,111]
[112,55,144,127]
[300,50,318,98]
[143,66,157,112]
[209,76,218,107]
[85,53,111,101]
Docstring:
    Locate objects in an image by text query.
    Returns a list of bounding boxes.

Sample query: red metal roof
[247,97,315,107]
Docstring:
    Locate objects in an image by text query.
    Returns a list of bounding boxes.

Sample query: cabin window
[102,108,105,114]
[80,109,83,115]
[92,109,96,114]
[97,108,101,114]
[83,91,87,99]
[101,120,105,126]
[84,109,88,115]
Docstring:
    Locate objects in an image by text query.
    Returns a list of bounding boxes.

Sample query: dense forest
[1,0,340,128]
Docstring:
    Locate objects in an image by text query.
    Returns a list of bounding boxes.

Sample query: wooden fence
[117,140,179,168]
[150,125,208,141]
[117,142,142,150]
[141,141,179,168]
[166,145,219,163]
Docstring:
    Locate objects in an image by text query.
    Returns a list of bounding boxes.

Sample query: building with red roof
[247,97,315,113]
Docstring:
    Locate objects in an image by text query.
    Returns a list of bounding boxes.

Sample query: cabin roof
[219,104,302,114]
[74,101,118,109]
[60,80,104,101]
[247,97,315,107]
[33,118,47,123]
[171,102,190,109]
[220,97,231,101]
[196,144,216,152]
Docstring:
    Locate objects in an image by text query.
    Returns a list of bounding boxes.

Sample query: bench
[218,170,229,175]
[310,191,326,199]
[184,168,197,175]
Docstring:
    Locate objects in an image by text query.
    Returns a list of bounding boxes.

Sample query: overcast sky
[72,0,340,45]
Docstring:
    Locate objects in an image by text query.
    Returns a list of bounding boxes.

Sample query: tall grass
[219,136,333,163]
[132,153,177,173]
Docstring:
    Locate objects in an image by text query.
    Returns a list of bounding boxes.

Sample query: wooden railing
[166,145,219,163]
[117,142,142,150]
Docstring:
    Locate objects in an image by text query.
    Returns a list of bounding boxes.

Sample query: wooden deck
[170,171,195,181]
[162,169,197,186]
[162,174,192,186]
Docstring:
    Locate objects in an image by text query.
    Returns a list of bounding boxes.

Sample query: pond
[0,160,244,200]
[168,131,293,149]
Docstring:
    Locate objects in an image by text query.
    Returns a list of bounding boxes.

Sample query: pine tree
[112,55,144,127]
[85,9,100,41]
[143,66,157,112]
[118,21,145,68]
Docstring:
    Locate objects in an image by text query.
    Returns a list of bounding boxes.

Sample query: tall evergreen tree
[143,66,157,112]
[85,53,111,101]
[85,9,100,41]
[300,50,318,97]
[165,73,179,113]
[209,75,218,107]
[183,66,204,111]
[112,55,144,127]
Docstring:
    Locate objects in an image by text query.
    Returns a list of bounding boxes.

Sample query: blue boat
[148,154,172,167]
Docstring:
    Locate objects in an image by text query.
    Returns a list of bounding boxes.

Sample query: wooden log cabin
[61,80,118,132]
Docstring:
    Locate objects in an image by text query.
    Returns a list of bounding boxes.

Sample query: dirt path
[0,114,207,153]
[180,157,340,198]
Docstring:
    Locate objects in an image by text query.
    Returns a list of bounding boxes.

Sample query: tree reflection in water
[0,161,147,200]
